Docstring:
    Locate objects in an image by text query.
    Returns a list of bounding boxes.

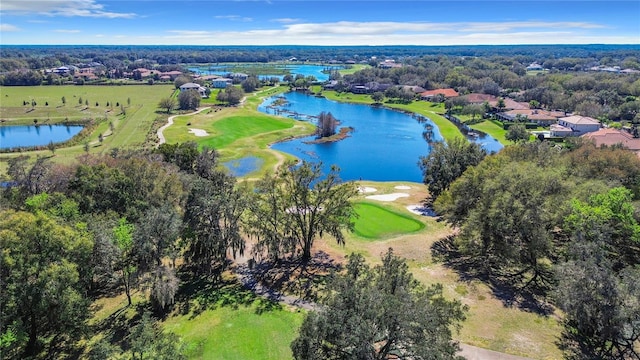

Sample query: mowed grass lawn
[164,304,303,360]
[352,202,425,239]
[0,84,175,162]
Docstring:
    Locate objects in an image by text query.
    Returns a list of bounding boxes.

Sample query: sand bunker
[407,205,437,217]
[394,185,411,190]
[358,186,378,193]
[365,193,409,202]
[188,128,209,137]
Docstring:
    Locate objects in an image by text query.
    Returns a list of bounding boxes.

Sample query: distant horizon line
[3,43,640,47]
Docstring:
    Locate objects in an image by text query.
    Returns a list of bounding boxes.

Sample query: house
[551,115,600,137]
[420,88,459,100]
[496,109,565,126]
[179,82,208,97]
[463,93,498,104]
[582,128,640,156]
[526,63,544,71]
[550,124,574,137]
[212,78,233,89]
[230,73,248,81]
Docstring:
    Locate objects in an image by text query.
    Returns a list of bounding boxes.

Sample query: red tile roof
[582,128,640,151]
[464,93,498,103]
[420,88,459,98]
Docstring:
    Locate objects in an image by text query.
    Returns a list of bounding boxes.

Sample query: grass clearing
[469,120,510,145]
[164,304,303,360]
[352,202,425,239]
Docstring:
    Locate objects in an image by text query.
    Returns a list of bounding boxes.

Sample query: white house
[179,82,207,97]
[551,115,600,137]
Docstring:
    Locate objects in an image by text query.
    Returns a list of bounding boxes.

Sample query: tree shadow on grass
[252,250,342,302]
[174,266,282,319]
[431,235,555,316]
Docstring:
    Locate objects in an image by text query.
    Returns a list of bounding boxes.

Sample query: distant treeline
[1,44,640,70]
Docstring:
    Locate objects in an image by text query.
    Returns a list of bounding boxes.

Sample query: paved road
[156,107,210,147]
[232,253,534,360]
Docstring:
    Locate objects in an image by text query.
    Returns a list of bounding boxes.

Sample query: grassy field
[161,86,315,178]
[164,304,303,360]
[0,84,175,167]
[352,201,425,239]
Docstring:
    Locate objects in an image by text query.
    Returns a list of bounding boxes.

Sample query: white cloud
[0,0,136,18]
[0,23,20,31]
[214,15,253,22]
[55,29,81,33]
[271,18,302,24]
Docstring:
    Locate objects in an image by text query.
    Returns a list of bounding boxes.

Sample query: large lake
[189,64,340,82]
[0,124,83,150]
[258,92,503,182]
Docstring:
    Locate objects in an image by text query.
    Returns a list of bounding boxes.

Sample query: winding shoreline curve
[156,107,211,148]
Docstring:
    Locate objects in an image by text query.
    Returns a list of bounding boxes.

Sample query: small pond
[0,124,84,150]
[189,64,341,82]
[223,156,264,177]
[258,92,503,182]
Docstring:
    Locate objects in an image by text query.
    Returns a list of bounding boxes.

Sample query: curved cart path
[232,252,533,360]
[156,107,210,147]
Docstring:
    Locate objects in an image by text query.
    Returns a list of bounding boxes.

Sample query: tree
[135,204,182,271]
[291,249,467,360]
[128,312,186,360]
[0,209,93,357]
[149,265,179,313]
[241,75,260,93]
[419,137,486,200]
[248,161,358,263]
[371,91,384,103]
[112,217,136,306]
[177,89,200,110]
[505,123,530,143]
[462,103,485,121]
[316,111,338,138]
[182,173,248,277]
[216,86,244,105]
[158,96,177,114]
[173,75,192,89]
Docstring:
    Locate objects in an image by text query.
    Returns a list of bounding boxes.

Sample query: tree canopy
[291,249,467,360]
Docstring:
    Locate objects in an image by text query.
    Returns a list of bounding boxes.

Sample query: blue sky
[1,0,639,45]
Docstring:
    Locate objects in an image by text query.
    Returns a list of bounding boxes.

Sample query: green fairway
[164,303,303,360]
[203,115,293,149]
[352,202,425,239]
[469,120,509,145]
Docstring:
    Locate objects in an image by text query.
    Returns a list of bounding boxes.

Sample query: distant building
[551,115,600,137]
[582,128,640,156]
[526,63,544,71]
[212,78,233,89]
[420,88,459,100]
[179,82,208,97]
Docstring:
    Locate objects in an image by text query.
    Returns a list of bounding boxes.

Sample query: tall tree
[182,173,248,277]
[112,217,136,306]
[0,210,93,357]
[316,111,338,138]
[291,249,467,360]
[505,123,530,143]
[248,161,358,263]
[419,137,486,200]
[177,89,200,110]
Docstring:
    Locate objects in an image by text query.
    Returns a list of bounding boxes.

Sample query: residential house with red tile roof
[420,88,459,100]
[496,109,565,126]
[582,128,640,156]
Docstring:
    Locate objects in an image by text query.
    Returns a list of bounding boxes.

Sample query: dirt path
[232,251,533,360]
[156,107,210,147]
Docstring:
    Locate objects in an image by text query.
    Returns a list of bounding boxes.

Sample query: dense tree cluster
[429,140,640,358]
[315,111,338,138]
[291,249,467,360]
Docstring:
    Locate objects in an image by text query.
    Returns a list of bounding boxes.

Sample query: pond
[223,156,264,177]
[189,64,341,82]
[0,124,84,150]
[258,92,503,182]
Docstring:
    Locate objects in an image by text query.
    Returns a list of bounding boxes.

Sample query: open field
[469,120,509,145]
[0,85,175,166]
